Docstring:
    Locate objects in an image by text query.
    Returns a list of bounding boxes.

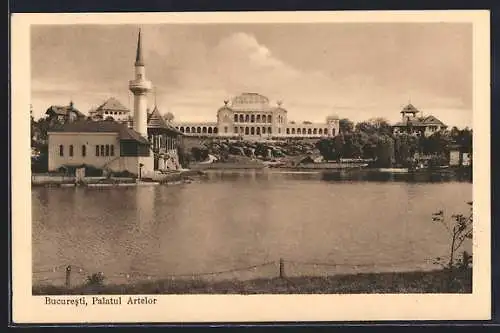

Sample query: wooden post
[65,265,72,288]
[279,258,285,278]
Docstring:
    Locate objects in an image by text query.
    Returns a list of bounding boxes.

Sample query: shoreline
[31,170,204,187]
[33,268,472,295]
[31,165,471,187]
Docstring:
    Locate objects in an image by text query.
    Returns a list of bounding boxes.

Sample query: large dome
[232,92,269,105]
[231,93,270,110]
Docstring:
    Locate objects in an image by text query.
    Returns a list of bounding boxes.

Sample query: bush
[86,272,105,286]
[110,170,136,178]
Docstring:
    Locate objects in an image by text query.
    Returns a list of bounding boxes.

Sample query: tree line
[316,118,472,168]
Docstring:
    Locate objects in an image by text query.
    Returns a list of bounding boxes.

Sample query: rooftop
[393,115,447,127]
[46,102,86,118]
[400,103,420,114]
[95,97,130,113]
[49,120,150,144]
[147,107,184,135]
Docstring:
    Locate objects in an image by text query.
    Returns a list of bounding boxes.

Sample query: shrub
[111,170,136,178]
[86,272,105,286]
[432,201,473,270]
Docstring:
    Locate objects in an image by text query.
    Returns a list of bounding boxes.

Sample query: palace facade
[172,92,340,139]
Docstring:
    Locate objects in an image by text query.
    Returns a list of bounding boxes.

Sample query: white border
[11,11,491,323]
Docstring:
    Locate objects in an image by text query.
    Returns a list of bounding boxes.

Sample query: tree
[163,112,175,123]
[341,132,364,158]
[421,131,452,157]
[333,134,345,161]
[355,121,377,135]
[315,138,335,161]
[177,146,190,168]
[432,201,473,270]
[191,147,209,162]
[394,133,420,167]
[30,105,35,144]
[368,117,392,135]
[374,135,395,167]
[339,118,354,134]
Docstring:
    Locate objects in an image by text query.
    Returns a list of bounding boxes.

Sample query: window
[224,126,228,133]
[96,145,100,156]
[59,145,64,156]
[100,145,105,156]
[278,128,281,134]
[234,114,238,122]
[82,145,86,157]
[234,127,238,134]
[69,145,74,157]
[105,145,110,156]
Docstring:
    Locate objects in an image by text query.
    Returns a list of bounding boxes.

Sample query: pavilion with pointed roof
[145,105,184,170]
[392,103,447,137]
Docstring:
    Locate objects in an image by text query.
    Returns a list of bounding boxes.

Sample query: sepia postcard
[11,10,491,324]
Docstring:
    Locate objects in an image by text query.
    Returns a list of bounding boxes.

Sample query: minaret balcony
[129,79,152,93]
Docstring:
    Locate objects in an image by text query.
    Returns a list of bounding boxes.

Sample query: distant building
[449,143,472,167]
[392,103,447,137]
[173,92,340,139]
[45,101,86,125]
[88,97,131,123]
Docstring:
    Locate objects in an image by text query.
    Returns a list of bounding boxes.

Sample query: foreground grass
[33,268,472,295]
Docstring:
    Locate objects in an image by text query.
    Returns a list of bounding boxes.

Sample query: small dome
[327,114,340,120]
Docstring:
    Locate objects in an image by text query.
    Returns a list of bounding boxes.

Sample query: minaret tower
[129,29,152,138]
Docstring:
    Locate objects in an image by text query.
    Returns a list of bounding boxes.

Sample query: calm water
[32,170,472,285]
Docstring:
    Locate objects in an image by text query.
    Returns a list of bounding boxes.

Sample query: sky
[31,23,473,128]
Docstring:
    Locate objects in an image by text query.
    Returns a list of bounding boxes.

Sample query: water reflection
[32,171,472,283]
[320,169,472,183]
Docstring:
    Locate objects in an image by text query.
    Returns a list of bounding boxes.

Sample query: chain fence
[32,256,448,288]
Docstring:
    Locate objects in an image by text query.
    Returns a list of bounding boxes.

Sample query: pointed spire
[135,28,144,66]
[154,86,157,107]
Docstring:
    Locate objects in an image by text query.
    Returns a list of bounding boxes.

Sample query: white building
[47,120,151,174]
[88,97,131,123]
[47,29,175,177]
[173,92,340,139]
[392,103,447,137]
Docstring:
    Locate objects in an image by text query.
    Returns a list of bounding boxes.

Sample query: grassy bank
[33,268,471,295]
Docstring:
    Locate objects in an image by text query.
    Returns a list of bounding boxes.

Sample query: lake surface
[32,170,472,285]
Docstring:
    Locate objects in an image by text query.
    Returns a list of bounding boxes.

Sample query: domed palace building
[172,93,340,139]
